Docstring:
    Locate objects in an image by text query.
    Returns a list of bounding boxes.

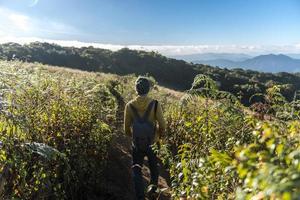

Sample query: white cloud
[0,7,31,33]
[8,13,31,31]
[0,7,80,38]
[0,36,300,56]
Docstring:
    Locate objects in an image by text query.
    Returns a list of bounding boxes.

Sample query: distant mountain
[171,53,252,62]
[194,54,300,72]
[194,59,239,68]
[287,54,300,59]
[241,54,300,72]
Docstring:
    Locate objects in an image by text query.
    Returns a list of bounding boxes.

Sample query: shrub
[0,61,118,199]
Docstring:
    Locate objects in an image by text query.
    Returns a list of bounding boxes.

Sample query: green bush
[235,120,300,200]
[159,94,254,199]
[0,61,118,199]
[158,75,300,199]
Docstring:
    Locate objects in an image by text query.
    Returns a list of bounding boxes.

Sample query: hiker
[124,76,166,200]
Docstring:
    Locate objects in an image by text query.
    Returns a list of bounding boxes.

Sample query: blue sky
[0,0,300,55]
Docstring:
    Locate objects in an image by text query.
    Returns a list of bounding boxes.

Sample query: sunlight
[8,13,31,31]
[0,1,300,199]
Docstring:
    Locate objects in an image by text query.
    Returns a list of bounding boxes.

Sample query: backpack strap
[130,104,142,122]
[142,100,156,121]
[154,100,158,117]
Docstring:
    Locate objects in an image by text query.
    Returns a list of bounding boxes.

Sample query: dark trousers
[132,145,159,200]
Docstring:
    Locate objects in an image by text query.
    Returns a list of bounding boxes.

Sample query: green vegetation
[1,42,300,105]
[157,75,300,199]
[0,59,300,199]
[0,61,119,199]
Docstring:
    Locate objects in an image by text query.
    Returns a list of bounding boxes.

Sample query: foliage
[159,80,254,199]
[1,59,300,199]
[182,74,239,104]
[235,121,300,200]
[0,61,119,199]
[158,75,300,199]
[250,85,300,120]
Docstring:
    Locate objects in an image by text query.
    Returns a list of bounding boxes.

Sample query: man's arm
[124,103,132,137]
[155,102,166,138]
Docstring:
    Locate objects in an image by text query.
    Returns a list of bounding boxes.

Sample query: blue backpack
[130,100,158,151]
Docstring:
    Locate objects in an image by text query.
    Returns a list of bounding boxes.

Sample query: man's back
[124,95,166,142]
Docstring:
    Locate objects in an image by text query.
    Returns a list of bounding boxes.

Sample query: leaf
[282,192,291,200]
[24,142,66,161]
[276,144,284,156]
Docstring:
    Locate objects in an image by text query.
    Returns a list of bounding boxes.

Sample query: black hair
[135,77,150,95]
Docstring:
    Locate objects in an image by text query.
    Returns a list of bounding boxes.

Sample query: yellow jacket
[124,95,166,142]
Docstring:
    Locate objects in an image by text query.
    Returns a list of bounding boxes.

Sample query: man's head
[135,76,150,96]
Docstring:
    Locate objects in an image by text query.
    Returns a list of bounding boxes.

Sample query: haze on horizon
[0,0,300,56]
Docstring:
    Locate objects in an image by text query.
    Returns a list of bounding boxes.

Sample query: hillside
[1,60,300,199]
[1,42,300,106]
[0,42,196,90]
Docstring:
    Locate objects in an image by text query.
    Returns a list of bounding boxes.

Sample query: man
[124,76,166,200]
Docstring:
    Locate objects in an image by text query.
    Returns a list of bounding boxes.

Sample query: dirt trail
[100,133,171,200]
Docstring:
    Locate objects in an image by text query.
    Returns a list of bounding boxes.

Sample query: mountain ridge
[172,53,252,62]
[193,54,300,72]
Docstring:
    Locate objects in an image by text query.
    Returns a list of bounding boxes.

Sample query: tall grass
[0,61,118,199]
